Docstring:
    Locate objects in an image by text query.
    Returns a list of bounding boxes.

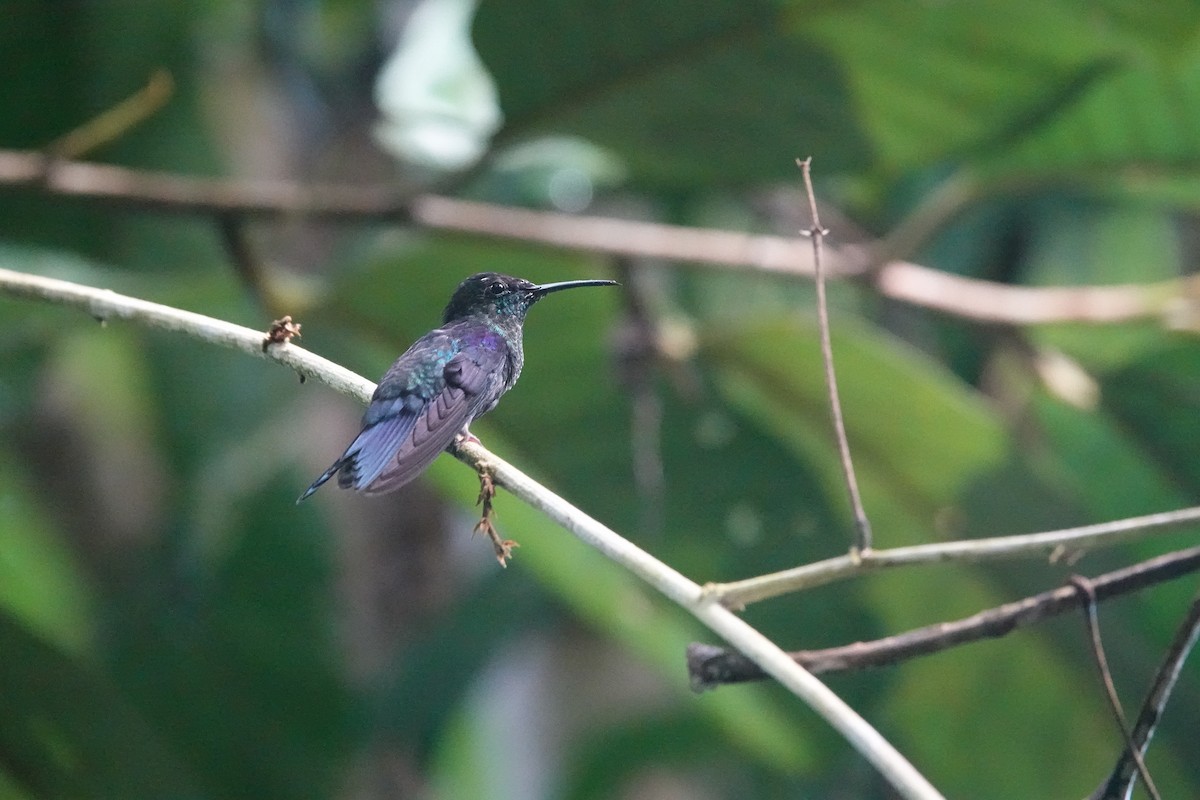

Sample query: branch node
[262,315,302,352]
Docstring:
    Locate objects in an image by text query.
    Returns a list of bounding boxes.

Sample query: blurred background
[2,1,1200,798]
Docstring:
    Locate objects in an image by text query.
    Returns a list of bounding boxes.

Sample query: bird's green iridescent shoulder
[401,335,462,391]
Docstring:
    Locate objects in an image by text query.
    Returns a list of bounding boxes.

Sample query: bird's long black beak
[532,279,620,297]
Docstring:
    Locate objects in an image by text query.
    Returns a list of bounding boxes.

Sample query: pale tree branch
[0,265,945,800]
[0,148,1196,327]
[706,506,1200,608]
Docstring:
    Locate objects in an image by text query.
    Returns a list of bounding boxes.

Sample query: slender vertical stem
[1069,577,1161,800]
[1094,594,1200,800]
[798,157,872,554]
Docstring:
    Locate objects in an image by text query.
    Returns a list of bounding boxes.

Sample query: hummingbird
[298,272,618,505]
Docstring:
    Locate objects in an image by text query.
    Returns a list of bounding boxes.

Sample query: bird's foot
[456,426,482,446]
[475,515,519,567]
[474,467,518,567]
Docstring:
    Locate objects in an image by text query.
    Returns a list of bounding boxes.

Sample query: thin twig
[0,149,1193,327]
[688,546,1200,689]
[1093,593,1200,800]
[0,264,945,800]
[1068,577,1161,800]
[46,70,174,159]
[798,157,871,554]
[706,505,1200,608]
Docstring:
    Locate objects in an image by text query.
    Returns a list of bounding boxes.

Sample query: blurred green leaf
[0,464,92,655]
[1104,343,1200,493]
[473,0,874,185]
[370,569,546,750]
[426,450,817,775]
[881,581,1115,799]
[101,484,355,800]
[805,0,1130,173]
[0,613,203,799]
[475,0,1200,188]
[562,711,763,800]
[982,47,1200,180]
[705,314,1006,543]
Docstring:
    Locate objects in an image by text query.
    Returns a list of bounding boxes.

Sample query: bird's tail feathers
[296,460,345,504]
[341,414,416,490]
[297,414,415,502]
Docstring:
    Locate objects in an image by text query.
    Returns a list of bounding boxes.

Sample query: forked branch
[689,546,1200,689]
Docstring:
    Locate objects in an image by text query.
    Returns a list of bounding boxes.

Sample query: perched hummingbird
[298,272,618,503]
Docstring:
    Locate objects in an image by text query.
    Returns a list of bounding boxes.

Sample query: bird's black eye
[487,281,505,296]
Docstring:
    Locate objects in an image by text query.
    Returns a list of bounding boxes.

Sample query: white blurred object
[492,136,628,212]
[1034,347,1100,410]
[373,0,501,170]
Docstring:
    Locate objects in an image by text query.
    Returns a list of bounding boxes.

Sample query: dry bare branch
[0,148,1195,327]
[689,546,1200,689]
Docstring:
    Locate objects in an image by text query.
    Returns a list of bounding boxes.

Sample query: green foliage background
[2,1,1199,798]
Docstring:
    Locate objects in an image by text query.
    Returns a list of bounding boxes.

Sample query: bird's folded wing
[342,395,425,490]
[362,345,505,494]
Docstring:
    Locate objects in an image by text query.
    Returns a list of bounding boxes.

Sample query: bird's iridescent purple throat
[297,272,618,502]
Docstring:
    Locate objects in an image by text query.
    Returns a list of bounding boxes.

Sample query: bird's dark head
[442,272,619,323]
